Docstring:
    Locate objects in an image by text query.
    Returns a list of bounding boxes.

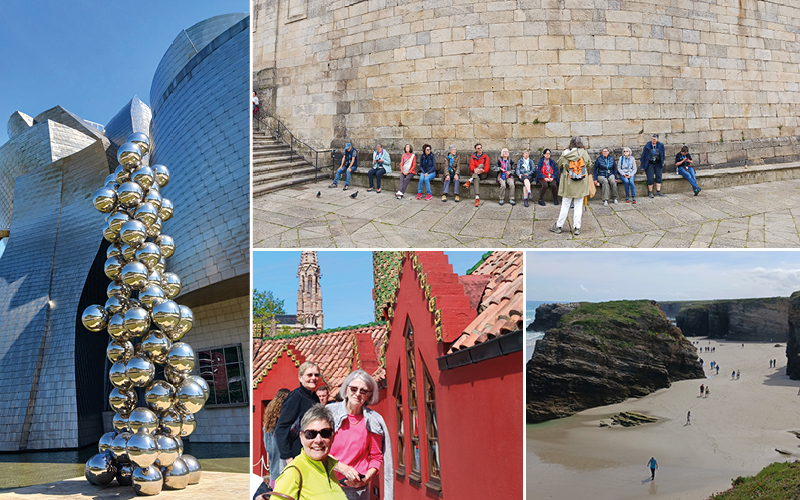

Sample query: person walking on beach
[700,384,704,396]
[686,411,691,425]
[648,457,658,480]
[705,386,710,397]
[736,369,740,380]
[716,365,719,375]
[732,370,736,380]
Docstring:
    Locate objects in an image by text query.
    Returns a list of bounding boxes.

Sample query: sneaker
[656,191,665,197]
[524,199,529,207]
[343,185,349,191]
[549,223,562,234]
[367,188,374,192]
[499,200,504,206]
[632,198,636,204]
[603,200,608,207]
[425,193,432,201]
[626,198,630,203]
[649,192,654,198]
[329,183,338,188]
[442,195,447,202]
[474,198,480,207]
[376,189,381,193]
[554,199,560,206]
[570,201,574,208]
[510,200,516,206]
[573,227,581,236]
[455,195,460,202]
[396,191,402,197]
[538,200,545,206]
[695,187,702,196]
[463,180,472,189]
[417,193,422,200]
[614,199,618,204]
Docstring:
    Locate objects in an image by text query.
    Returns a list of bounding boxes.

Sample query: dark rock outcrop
[526,302,582,331]
[671,297,789,341]
[527,300,704,423]
[786,292,800,379]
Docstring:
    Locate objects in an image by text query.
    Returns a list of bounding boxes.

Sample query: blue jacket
[516,157,536,177]
[372,149,391,173]
[536,157,559,182]
[593,155,617,179]
[419,153,436,175]
[641,141,665,169]
[343,147,358,170]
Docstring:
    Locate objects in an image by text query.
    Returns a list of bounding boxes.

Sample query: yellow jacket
[273,449,347,500]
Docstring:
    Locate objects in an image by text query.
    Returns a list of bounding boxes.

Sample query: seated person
[675,145,701,195]
[464,143,490,207]
[535,149,559,206]
[593,148,619,206]
[331,143,358,190]
[491,148,516,206]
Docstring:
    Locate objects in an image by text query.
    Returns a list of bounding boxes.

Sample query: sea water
[526,301,547,362]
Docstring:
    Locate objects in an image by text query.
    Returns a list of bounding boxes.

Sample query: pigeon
[316,191,321,198]
[350,191,358,199]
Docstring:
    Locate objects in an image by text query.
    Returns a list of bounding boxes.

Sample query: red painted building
[252,251,523,498]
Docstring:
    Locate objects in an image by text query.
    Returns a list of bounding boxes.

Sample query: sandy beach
[527,339,800,500]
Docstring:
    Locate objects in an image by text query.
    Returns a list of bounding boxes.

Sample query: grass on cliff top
[560,300,669,337]
[708,461,800,499]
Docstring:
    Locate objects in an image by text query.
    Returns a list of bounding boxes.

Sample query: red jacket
[469,153,490,174]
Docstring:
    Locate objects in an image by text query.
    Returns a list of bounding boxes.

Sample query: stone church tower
[296,251,324,332]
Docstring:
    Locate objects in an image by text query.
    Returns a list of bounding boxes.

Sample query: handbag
[257,465,303,500]
[588,174,596,198]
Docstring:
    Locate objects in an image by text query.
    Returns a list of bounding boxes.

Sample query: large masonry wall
[253,0,800,166]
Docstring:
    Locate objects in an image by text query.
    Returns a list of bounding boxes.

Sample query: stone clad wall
[253,0,800,167]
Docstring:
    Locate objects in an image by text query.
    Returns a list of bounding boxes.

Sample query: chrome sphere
[103,256,124,281]
[134,202,159,229]
[116,462,135,487]
[127,430,158,468]
[135,243,161,271]
[161,273,181,299]
[132,465,163,496]
[117,142,142,167]
[174,435,184,455]
[154,434,180,468]
[181,454,201,484]
[102,221,119,244]
[107,313,130,341]
[110,431,132,462]
[85,450,117,486]
[124,307,150,337]
[141,330,171,364]
[132,165,155,190]
[175,305,193,337]
[109,388,137,416]
[186,375,210,402]
[139,285,166,311]
[167,343,195,373]
[107,211,131,232]
[126,354,155,387]
[93,187,118,213]
[115,164,131,184]
[147,270,163,288]
[104,295,126,316]
[119,220,147,248]
[180,413,196,437]
[99,431,117,453]
[152,164,170,188]
[81,305,108,332]
[106,244,122,260]
[117,181,144,208]
[159,409,183,436]
[164,365,187,386]
[155,256,166,274]
[105,173,119,186]
[143,188,162,211]
[129,407,159,434]
[113,413,131,433]
[146,217,163,239]
[120,243,137,262]
[121,261,149,290]
[145,380,175,413]
[155,234,175,258]
[177,379,205,414]
[128,132,150,156]
[158,199,174,222]
[162,456,189,490]
[107,339,134,363]
[107,280,131,299]
[109,360,132,390]
[151,300,181,331]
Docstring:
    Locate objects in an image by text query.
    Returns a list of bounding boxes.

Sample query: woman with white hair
[328,370,393,500]
[491,148,516,206]
[617,147,638,204]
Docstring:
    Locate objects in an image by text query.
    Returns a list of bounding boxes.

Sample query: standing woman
[536,148,559,207]
[617,147,637,204]
[516,150,536,207]
[263,388,290,488]
[492,148,516,206]
[252,91,259,131]
[676,145,701,195]
[552,136,592,236]
[641,134,666,198]
[417,144,436,201]
[328,370,393,500]
[396,144,416,199]
[368,143,391,193]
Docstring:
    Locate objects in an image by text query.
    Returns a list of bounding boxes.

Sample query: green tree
[253,289,285,336]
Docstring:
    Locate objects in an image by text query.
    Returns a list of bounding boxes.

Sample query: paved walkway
[253,179,800,248]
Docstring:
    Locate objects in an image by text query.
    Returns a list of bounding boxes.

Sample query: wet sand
[527,339,800,500]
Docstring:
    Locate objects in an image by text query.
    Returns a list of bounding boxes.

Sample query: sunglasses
[348,386,371,396]
[302,428,333,440]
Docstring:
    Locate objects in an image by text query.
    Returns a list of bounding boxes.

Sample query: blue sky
[526,250,800,302]
[252,251,487,330]
[0,0,247,144]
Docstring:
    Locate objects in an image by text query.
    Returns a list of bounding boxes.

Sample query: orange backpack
[568,157,586,180]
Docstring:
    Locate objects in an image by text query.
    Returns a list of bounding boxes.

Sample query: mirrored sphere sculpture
[118,142,142,167]
[120,220,147,248]
[167,343,195,373]
[141,330,171,364]
[182,454,201,484]
[151,164,170,188]
[132,465,163,496]
[128,132,150,156]
[177,379,205,414]
[175,305,193,337]
[154,434,180,468]
[129,407,159,434]
[113,413,131,434]
[139,286,166,311]
[109,388,137,416]
[115,164,131,184]
[117,463,135,487]
[118,181,144,208]
[161,273,181,299]
[99,431,117,453]
[158,199,173,222]
[162,456,189,490]
[126,354,155,387]
[85,450,117,486]
[145,380,175,413]
[144,188,162,211]
[135,243,162,271]
[93,187,118,213]
[132,165,155,189]
[109,360,132,390]
[127,431,158,468]
[110,431,133,463]
[104,256,124,281]
[155,234,175,258]
[107,281,131,299]
[107,313,131,341]
[107,340,134,363]
[186,375,210,402]
[159,409,183,436]
[82,305,108,332]
[134,202,159,229]
[124,307,151,337]
[151,300,181,331]
[179,413,195,436]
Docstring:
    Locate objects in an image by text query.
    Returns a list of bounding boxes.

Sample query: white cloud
[579,284,588,292]
[745,267,800,295]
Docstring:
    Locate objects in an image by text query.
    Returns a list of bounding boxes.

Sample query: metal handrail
[254,108,332,183]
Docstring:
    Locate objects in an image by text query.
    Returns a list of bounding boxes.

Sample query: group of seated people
[259,362,392,500]
[329,135,702,208]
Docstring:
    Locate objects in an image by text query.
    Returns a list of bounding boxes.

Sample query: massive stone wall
[253,0,800,166]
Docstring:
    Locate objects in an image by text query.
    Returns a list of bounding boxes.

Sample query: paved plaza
[254,178,800,248]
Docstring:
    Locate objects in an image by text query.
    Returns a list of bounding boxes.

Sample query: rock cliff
[526,300,704,423]
[786,292,800,379]
[527,302,581,332]
[668,297,789,342]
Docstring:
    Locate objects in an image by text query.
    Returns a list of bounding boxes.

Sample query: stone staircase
[252,131,318,196]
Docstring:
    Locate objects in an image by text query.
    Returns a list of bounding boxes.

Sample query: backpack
[568,157,586,180]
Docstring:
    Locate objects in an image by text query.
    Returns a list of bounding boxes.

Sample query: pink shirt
[330,414,384,479]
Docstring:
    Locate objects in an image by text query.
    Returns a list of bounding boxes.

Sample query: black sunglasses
[302,428,333,440]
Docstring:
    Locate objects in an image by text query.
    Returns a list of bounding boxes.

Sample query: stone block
[470,107,503,123]
[571,121,603,136]
[474,123,513,139]
[602,89,632,104]
[442,40,474,55]
[493,91,523,106]
[571,89,603,104]
[545,121,571,137]
[559,50,586,64]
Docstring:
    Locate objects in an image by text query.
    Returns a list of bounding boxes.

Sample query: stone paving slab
[253,179,800,248]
